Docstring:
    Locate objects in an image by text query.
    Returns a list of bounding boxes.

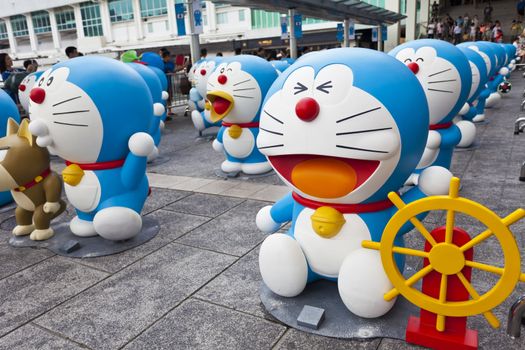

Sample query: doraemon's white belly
[223,127,255,159]
[64,170,101,212]
[295,209,371,278]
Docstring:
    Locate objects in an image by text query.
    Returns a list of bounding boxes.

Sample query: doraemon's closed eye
[282,66,315,100]
[314,64,353,105]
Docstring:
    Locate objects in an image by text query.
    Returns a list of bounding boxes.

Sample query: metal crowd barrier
[507,295,525,338]
[166,71,190,114]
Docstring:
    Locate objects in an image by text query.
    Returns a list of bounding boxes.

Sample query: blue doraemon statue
[270,60,290,74]
[0,89,20,205]
[504,44,517,72]
[28,56,155,241]
[255,48,452,318]
[18,71,44,114]
[140,52,169,122]
[453,46,489,147]
[389,39,471,178]
[458,41,497,121]
[207,55,279,175]
[190,59,223,132]
[125,61,165,161]
[484,42,508,108]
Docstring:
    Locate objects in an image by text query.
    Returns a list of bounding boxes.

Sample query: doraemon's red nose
[295,97,320,122]
[407,62,419,74]
[19,84,26,92]
[218,74,228,85]
[200,69,207,75]
[30,87,46,104]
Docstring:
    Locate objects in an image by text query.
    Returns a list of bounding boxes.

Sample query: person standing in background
[0,53,23,101]
[65,46,79,59]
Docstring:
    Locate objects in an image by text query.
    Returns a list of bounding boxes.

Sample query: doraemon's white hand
[256,206,280,233]
[129,132,154,157]
[162,91,169,101]
[153,103,165,117]
[415,130,441,169]
[29,120,53,147]
[212,139,224,152]
[197,99,205,110]
[458,102,470,116]
[456,120,476,148]
[418,166,453,196]
[426,130,441,149]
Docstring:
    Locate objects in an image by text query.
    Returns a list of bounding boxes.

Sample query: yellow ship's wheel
[362,177,525,332]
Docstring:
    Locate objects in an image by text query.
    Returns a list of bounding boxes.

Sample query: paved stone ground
[0,73,524,350]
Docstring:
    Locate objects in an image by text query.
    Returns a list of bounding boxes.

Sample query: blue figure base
[7,216,160,258]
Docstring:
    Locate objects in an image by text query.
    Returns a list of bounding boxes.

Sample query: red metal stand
[405,226,478,350]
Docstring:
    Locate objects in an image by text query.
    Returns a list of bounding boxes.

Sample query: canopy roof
[211,0,405,25]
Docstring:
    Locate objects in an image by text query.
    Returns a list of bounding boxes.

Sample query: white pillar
[4,18,17,55]
[132,0,143,40]
[188,0,200,64]
[73,4,84,39]
[99,0,113,42]
[207,1,217,32]
[47,9,61,51]
[289,8,297,59]
[385,0,400,52]
[420,0,430,35]
[166,0,177,36]
[406,0,417,41]
[343,18,349,47]
[25,13,38,53]
[377,24,383,51]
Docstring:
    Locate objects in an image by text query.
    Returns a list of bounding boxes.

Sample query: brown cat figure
[0,118,66,240]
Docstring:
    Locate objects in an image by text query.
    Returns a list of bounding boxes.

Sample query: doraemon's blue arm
[461,105,477,121]
[212,126,225,152]
[439,124,462,148]
[122,132,154,189]
[256,192,294,233]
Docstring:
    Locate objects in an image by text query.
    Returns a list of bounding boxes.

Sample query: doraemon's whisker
[428,68,451,77]
[208,82,215,88]
[427,88,454,93]
[336,107,382,123]
[336,145,388,153]
[233,95,254,99]
[52,96,81,107]
[53,121,89,127]
[52,110,90,116]
[264,110,284,124]
[233,88,256,92]
[427,79,457,84]
[233,79,252,86]
[336,127,392,136]
[260,127,283,136]
[259,144,284,149]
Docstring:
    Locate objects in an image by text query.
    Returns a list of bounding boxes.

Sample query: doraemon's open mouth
[207,91,234,122]
[269,155,379,199]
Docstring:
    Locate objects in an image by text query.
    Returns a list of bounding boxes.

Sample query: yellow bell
[62,164,85,186]
[228,125,243,139]
[310,206,346,238]
[204,100,211,111]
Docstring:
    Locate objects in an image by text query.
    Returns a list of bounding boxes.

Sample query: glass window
[109,0,134,22]
[55,8,76,31]
[238,9,245,22]
[140,0,168,18]
[11,15,29,37]
[80,2,104,37]
[32,11,51,34]
[250,9,279,29]
[202,14,207,26]
[0,20,7,40]
[216,12,228,24]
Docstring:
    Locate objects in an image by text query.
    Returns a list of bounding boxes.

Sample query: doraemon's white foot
[93,207,142,241]
[485,92,501,108]
[13,224,34,236]
[30,228,54,241]
[70,216,97,237]
[221,160,242,173]
[241,161,272,175]
[338,249,395,318]
[259,234,308,297]
[191,110,205,131]
[456,120,476,148]
[473,114,485,122]
[147,146,159,162]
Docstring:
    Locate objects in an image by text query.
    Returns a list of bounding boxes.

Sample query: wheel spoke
[392,246,430,258]
[456,271,500,329]
[384,265,434,301]
[444,209,456,244]
[361,240,380,250]
[465,260,525,283]
[460,209,525,252]
[436,274,448,332]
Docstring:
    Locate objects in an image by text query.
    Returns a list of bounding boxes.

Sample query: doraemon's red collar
[65,159,125,170]
[429,122,453,130]
[292,192,394,213]
[222,121,259,128]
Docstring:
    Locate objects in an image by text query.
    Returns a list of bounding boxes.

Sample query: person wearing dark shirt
[65,46,79,59]
[0,53,24,101]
